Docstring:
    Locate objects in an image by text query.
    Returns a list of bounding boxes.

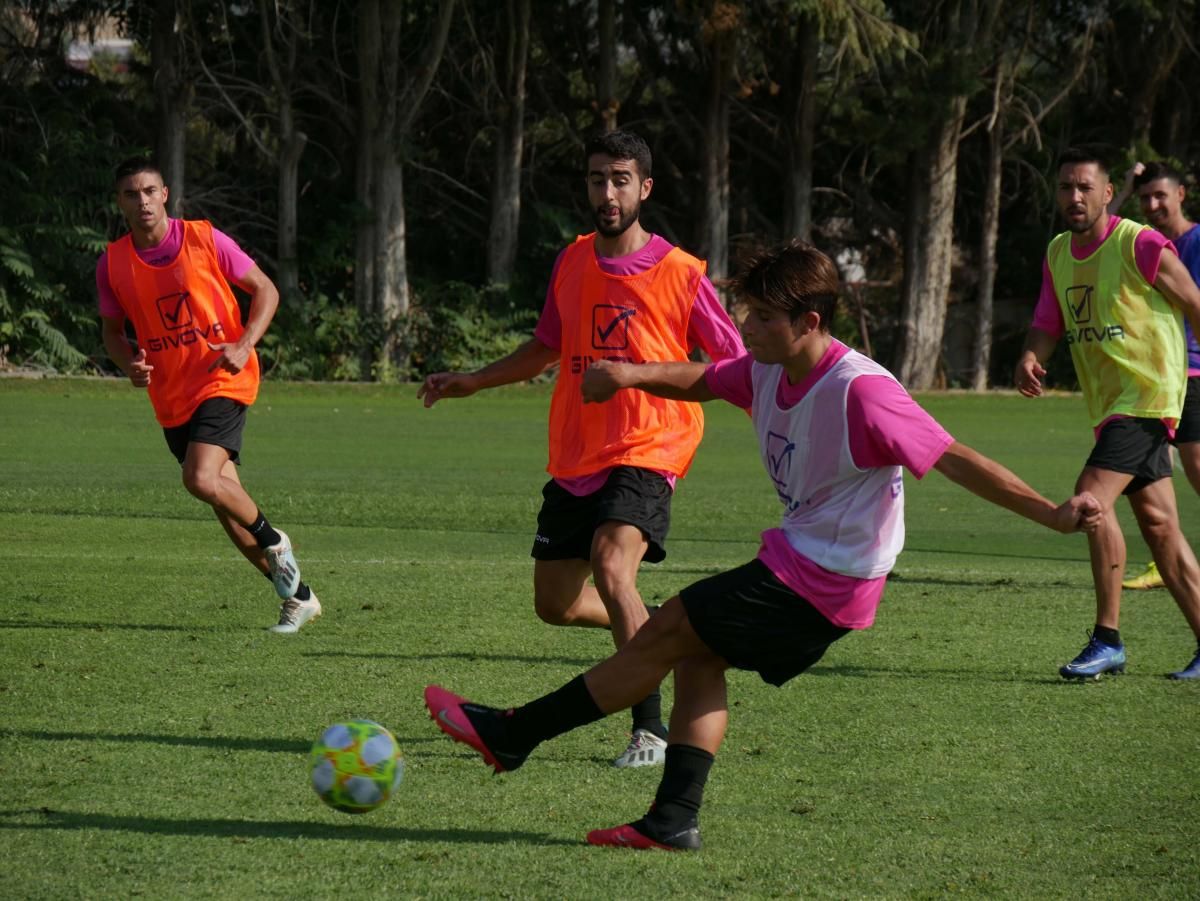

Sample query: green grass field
[1,378,1197,899]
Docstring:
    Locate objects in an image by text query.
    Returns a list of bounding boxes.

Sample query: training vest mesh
[1047,218,1185,425]
[547,234,706,478]
[107,220,259,427]
[752,352,905,579]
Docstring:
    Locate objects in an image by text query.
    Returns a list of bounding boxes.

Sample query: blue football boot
[1168,646,1200,681]
[1059,633,1127,680]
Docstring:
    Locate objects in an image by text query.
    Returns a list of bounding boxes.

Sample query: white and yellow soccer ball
[309,720,404,814]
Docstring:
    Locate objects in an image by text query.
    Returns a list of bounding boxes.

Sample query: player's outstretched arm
[581,359,715,404]
[1014,328,1058,398]
[419,337,558,407]
[932,441,1102,534]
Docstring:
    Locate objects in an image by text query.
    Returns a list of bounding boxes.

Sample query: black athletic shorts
[162,397,247,465]
[680,559,851,687]
[1173,376,1200,445]
[531,465,672,563]
[1085,416,1172,495]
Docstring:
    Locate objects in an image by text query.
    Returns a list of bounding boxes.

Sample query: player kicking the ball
[424,240,1102,850]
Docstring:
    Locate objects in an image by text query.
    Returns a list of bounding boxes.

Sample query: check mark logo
[156,292,193,330]
[1066,286,1091,323]
[437,708,470,736]
[595,307,636,344]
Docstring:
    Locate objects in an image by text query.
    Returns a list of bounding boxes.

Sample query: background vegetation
[2,0,1198,386]
[2,378,1197,898]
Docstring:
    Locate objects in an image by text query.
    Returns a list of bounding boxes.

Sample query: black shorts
[531,466,672,563]
[162,397,247,465]
[1085,416,1172,495]
[680,559,851,687]
[1173,376,1200,445]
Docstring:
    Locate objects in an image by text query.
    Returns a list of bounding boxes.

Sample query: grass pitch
[1,378,1197,899]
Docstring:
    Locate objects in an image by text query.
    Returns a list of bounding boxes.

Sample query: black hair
[726,239,840,330]
[584,130,652,180]
[1134,161,1185,190]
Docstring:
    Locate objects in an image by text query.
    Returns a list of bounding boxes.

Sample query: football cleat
[586,821,701,851]
[269,592,321,633]
[424,685,529,773]
[1168,646,1200,680]
[1059,633,1126,680]
[1121,561,1164,590]
[265,530,301,599]
[612,728,667,769]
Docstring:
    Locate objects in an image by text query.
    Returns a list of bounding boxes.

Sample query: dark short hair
[113,156,162,186]
[584,130,652,180]
[1056,147,1110,177]
[726,240,840,330]
[1134,161,1184,190]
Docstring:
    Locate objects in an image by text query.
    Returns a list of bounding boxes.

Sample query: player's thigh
[1177,442,1200,491]
[590,520,648,582]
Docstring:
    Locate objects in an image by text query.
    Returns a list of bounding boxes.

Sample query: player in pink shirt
[423,240,1101,851]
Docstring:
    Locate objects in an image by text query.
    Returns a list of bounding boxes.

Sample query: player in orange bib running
[97,157,320,634]
[419,130,745,768]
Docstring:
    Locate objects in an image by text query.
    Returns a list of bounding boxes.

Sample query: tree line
[2,0,1197,388]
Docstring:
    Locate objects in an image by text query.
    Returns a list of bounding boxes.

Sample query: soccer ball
[309,720,404,814]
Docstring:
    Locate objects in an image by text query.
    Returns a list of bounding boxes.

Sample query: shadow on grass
[0,809,577,846]
[303,650,595,667]
[0,619,232,633]
[5,730,442,753]
[806,663,1068,685]
[902,544,1090,564]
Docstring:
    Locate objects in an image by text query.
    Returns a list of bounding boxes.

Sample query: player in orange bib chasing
[418,130,745,768]
[97,157,320,633]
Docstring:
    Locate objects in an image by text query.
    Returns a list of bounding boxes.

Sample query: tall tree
[966,4,1095,390]
[893,0,1001,390]
[151,0,192,216]
[697,0,739,281]
[485,0,531,288]
[354,0,456,378]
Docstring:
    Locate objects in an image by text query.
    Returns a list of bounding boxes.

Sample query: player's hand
[128,348,154,387]
[1056,491,1103,534]
[1014,355,1046,398]
[207,339,252,374]
[418,372,478,408]
[1124,161,1145,184]
[581,359,628,403]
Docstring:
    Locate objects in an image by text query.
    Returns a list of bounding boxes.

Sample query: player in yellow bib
[1016,148,1200,680]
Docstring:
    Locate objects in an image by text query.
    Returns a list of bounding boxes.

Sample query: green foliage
[258,292,363,382]
[408,280,540,376]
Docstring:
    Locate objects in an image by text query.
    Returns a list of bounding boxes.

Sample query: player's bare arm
[208,264,280,374]
[1014,328,1058,398]
[418,337,558,407]
[932,441,1102,534]
[581,359,714,404]
[1154,250,1200,341]
[101,314,153,387]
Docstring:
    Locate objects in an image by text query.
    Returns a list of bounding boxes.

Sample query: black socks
[633,744,714,844]
[248,511,282,550]
[502,675,605,751]
[1094,624,1122,647]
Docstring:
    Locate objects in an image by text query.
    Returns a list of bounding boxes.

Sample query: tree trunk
[894,94,967,390]
[596,0,618,132]
[971,106,1003,391]
[699,23,732,281]
[486,0,530,288]
[152,0,191,216]
[355,0,383,377]
[783,13,817,241]
[375,155,409,370]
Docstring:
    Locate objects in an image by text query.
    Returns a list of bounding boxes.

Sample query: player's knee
[532,590,573,626]
[181,468,219,503]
